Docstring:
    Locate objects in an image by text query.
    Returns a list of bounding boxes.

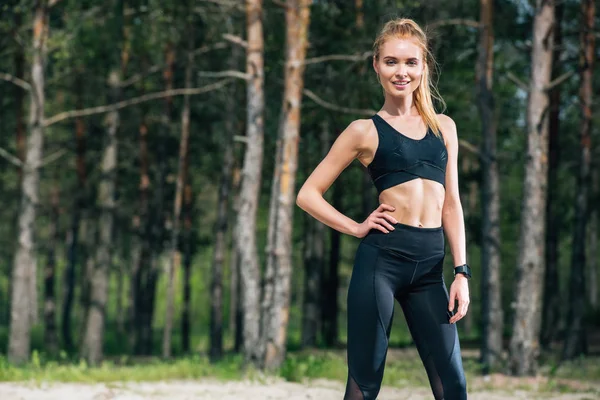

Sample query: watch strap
[454,264,471,279]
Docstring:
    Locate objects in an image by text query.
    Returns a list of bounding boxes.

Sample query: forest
[0,0,598,398]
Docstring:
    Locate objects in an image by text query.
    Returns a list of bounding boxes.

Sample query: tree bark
[262,0,312,370]
[81,68,120,366]
[230,162,244,353]
[301,120,329,347]
[322,179,341,347]
[81,0,126,365]
[477,0,503,373]
[541,2,563,350]
[8,0,48,365]
[508,0,554,376]
[13,10,26,170]
[588,170,598,310]
[236,0,265,365]
[44,179,60,356]
[62,75,87,353]
[161,41,177,359]
[181,179,194,353]
[562,0,595,361]
[210,60,238,363]
[355,0,364,30]
[131,114,151,354]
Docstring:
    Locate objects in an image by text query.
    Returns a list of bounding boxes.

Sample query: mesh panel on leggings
[343,374,364,400]
[422,352,444,400]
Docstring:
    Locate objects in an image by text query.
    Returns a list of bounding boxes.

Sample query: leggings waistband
[361,222,444,260]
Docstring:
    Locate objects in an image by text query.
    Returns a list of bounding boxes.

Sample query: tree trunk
[477,0,503,373]
[181,179,194,353]
[508,0,554,376]
[8,0,48,365]
[179,32,195,356]
[161,41,177,359]
[131,114,150,353]
[236,0,265,365]
[262,0,312,370]
[322,179,341,347]
[44,180,60,355]
[562,0,595,361]
[81,0,127,364]
[62,75,87,353]
[588,171,598,310]
[81,68,120,366]
[230,163,244,353]
[13,10,25,170]
[541,2,563,350]
[460,157,476,337]
[355,0,364,30]
[210,61,237,363]
[301,120,329,347]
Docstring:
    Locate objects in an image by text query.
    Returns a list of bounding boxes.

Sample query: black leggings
[344,222,467,400]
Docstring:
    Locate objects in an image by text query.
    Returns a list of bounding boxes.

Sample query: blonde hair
[373,18,446,137]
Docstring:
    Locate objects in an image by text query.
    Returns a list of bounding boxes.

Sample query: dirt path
[1,377,598,400]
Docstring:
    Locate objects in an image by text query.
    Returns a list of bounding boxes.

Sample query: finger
[450,312,464,324]
[450,298,469,324]
[373,217,395,231]
[379,213,399,225]
[448,290,456,312]
[378,203,396,212]
[369,221,389,234]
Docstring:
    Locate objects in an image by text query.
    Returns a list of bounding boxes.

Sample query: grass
[1,348,598,397]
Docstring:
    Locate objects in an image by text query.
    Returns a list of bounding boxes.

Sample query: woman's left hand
[448,274,470,324]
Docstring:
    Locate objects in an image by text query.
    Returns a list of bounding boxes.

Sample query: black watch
[454,264,471,279]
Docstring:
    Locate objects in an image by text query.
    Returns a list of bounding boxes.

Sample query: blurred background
[0,0,598,391]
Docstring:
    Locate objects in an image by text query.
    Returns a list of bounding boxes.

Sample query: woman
[296,18,470,400]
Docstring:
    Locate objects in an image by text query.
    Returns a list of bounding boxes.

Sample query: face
[373,37,425,98]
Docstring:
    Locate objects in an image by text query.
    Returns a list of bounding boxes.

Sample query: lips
[392,81,410,89]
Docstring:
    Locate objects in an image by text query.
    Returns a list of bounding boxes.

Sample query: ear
[372,56,379,75]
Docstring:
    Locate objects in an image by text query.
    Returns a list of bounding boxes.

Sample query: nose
[395,64,408,77]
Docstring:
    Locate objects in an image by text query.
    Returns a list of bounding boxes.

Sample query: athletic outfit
[344,114,467,400]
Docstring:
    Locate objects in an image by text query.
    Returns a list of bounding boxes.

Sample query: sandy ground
[1,377,599,400]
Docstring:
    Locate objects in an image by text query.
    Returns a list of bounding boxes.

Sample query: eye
[408,60,418,66]
[386,60,396,66]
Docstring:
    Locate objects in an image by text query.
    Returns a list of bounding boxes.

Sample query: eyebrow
[383,56,419,61]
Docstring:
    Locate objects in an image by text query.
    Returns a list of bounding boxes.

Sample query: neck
[381,94,418,117]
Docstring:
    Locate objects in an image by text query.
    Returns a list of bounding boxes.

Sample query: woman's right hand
[353,204,399,238]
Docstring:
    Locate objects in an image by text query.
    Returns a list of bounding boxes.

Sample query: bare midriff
[359,121,446,229]
[378,179,445,228]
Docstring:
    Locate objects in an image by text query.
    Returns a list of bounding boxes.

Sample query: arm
[296,119,397,237]
[439,115,470,324]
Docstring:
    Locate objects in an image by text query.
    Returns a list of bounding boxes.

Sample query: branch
[37,149,68,168]
[198,70,250,80]
[119,42,227,88]
[458,139,480,157]
[0,72,31,91]
[545,70,575,91]
[303,51,373,66]
[222,33,247,48]
[506,72,529,92]
[428,18,481,29]
[44,79,232,126]
[0,147,23,167]
[303,89,376,116]
[198,0,242,8]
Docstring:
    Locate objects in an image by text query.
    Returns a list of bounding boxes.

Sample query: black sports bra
[367,114,448,194]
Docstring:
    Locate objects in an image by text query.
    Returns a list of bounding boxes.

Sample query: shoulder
[436,114,457,147]
[339,118,376,148]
